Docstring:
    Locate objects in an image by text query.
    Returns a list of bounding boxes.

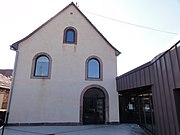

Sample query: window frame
[63,27,77,44]
[85,56,103,81]
[31,52,52,79]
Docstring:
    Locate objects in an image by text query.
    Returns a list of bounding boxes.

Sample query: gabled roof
[0,69,13,78]
[10,2,121,56]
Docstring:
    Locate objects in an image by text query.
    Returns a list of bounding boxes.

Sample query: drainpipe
[5,49,19,124]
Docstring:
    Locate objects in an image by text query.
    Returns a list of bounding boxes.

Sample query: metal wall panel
[164,52,179,135]
[161,56,176,135]
[157,59,171,135]
[129,74,133,89]
[154,62,166,135]
[136,71,141,87]
[140,69,145,86]
[151,64,162,135]
[116,40,180,135]
[133,72,137,87]
[145,67,150,85]
[170,48,180,87]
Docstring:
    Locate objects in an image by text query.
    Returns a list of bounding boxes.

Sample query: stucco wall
[8,4,119,124]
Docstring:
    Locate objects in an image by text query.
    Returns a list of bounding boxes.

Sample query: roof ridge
[10,2,120,56]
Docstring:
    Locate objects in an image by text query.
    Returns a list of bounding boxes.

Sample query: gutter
[5,49,19,124]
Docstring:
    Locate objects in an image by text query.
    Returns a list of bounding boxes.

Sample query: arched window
[88,59,100,78]
[35,56,49,77]
[85,56,103,80]
[31,53,52,79]
[63,27,77,44]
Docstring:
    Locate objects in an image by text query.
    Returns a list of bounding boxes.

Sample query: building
[116,37,180,135]
[8,2,120,125]
[0,73,11,120]
[0,69,13,78]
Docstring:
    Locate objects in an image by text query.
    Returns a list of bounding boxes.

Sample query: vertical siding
[129,74,133,89]
[124,76,127,90]
[158,59,171,135]
[154,62,166,135]
[175,45,180,87]
[150,65,161,135]
[145,67,150,85]
[116,40,180,135]
[163,54,177,135]
[126,75,130,89]
[140,69,145,86]
[137,71,141,87]
[168,50,180,134]
[134,72,138,88]
[171,47,180,87]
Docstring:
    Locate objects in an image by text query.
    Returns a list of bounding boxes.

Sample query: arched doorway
[83,88,105,124]
[80,85,109,124]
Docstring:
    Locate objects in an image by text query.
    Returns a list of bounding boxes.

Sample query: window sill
[30,76,51,79]
[63,42,77,45]
[85,78,103,81]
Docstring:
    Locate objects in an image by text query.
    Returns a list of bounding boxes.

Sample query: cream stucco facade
[8,2,120,125]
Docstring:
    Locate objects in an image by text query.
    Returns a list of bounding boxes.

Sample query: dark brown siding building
[116,39,180,135]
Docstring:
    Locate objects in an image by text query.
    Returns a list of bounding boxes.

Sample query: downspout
[5,49,19,124]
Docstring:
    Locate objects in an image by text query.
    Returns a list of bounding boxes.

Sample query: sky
[0,0,180,75]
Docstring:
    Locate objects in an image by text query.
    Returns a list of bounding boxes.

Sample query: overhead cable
[82,10,178,35]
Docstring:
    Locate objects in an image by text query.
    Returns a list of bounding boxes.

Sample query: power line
[82,10,178,35]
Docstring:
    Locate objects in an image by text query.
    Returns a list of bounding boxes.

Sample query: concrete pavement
[1,124,148,135]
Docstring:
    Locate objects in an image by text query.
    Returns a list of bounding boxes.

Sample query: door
[83,88,105,124]
[119,87,155,133]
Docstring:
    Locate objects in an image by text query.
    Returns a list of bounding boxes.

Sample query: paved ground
[0,124,148,135]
